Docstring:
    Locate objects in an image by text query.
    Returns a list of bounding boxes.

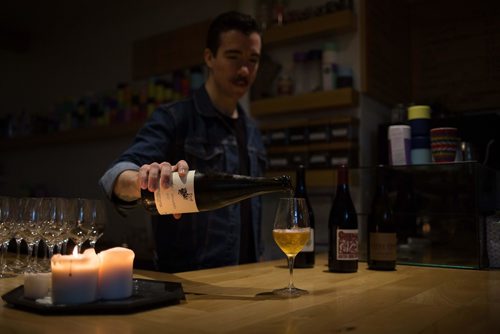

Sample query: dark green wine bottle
[141,170,292,214]
[328,165,358,273]
[368,166,397,271]
[294,165,315,268]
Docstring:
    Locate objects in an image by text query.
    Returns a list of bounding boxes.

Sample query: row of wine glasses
[0,196,106,277]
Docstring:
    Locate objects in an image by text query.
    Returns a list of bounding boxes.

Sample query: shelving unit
[262,10,357,46]
[253,9,359,181]
[2,9,358,158]
[0,122,143,151]
[251,87,358,117]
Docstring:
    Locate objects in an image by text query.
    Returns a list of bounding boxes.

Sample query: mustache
[233,76,249,85]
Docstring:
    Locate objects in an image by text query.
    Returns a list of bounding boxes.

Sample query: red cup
[430,127,460,163]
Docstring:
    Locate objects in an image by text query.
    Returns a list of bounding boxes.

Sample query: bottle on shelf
[367,166,397,271]
[141,170,292,215]
[305,49,323,93]
[328,164,358,273]
[292,51,307,95]
[293,165,315,268]
[322,42,338,91]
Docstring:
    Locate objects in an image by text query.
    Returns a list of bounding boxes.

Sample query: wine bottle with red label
[328,165,358,273]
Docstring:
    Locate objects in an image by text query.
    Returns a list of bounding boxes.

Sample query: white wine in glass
[272,197,310,297]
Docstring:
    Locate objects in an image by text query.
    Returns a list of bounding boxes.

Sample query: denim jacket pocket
[248,148,268,177]
[184,141,225,172]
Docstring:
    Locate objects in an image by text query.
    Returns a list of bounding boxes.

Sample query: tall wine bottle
[328,165,358,273]
[141,170,292,215]
[367,166,397,271]
[293,165,315,268]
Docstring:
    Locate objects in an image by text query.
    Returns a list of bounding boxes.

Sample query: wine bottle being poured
[141,170,292,215]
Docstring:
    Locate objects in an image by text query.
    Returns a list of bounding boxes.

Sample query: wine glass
[272,197,311,297]
[5,197,25,272]
[39,198,68,270]
[18,197,44,272]
[86,199,106,248]
[69,198,93,253]
[55,198,78,255]
[0,196,16,278]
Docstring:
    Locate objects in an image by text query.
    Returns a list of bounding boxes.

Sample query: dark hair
[206,11,261,56]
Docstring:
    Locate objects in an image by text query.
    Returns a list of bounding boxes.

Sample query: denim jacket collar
[193,85,246,121]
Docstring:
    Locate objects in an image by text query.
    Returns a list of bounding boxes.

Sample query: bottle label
[302,228,315,252]
[336,229,358,260]
[154,170,198,214]
[369,232,397,261]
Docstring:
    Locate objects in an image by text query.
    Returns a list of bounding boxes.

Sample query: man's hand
[138,160,189,192]
[114,160,189,219]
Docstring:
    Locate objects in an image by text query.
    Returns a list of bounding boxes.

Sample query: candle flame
[72,247,79,256]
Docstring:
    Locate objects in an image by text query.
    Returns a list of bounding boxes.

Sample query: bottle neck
[336,165,349,186]
[294,166,307,197]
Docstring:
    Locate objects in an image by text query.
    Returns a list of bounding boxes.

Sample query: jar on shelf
[322,42,338,90]
[293,51,308,95]
[305,49,323,93]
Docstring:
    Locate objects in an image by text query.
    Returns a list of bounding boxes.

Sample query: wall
[0,1,236,116]
[0,0,238,264]
[0,0,381,265]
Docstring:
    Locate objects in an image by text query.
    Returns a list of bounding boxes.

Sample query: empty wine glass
[39,198,68,270]
[5,197,24,273]
[272,197,310,297]
[0,196,16,278]
[56,198,78,255]
[18,197,44,272]
[86,199,106,248]
[69,198,94,253]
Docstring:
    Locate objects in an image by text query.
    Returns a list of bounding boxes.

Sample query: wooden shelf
[0,122,143,151]
[259,115,358,131]
[263,10,357,46]
[266,169,337,188]
[250,87,358,117]
[267,141,357,154]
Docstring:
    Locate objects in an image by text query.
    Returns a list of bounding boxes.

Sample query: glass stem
[15,238,21,260]
[287,255,296,290]
[62,240,68,255]
[47,245,54,261]
[0,243,5,273]
[26,244,34,271]
[33,241,40,264]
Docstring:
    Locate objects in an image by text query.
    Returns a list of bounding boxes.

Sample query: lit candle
[24,272,51,300]
[98,247,135,300]
[51,248,100,305]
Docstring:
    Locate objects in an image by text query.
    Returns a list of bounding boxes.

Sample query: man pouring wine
[99,11,271,272]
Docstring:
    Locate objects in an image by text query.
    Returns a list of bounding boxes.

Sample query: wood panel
[132,19,211,80]
[410,0,500,112]
[360,0,411,106]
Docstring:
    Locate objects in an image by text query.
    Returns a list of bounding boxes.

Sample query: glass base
[272,287,309,298]
[0,272,17,279]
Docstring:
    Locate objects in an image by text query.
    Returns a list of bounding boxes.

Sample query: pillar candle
[98,247,135,300]
[51,248,100,305]
[24,272,51,300]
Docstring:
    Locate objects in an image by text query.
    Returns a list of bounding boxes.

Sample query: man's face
[205,30,261,101]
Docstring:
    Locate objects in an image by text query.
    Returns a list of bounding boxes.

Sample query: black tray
[1,278,185,315]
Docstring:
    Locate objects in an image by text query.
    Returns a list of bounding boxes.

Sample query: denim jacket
[99,86,267,272]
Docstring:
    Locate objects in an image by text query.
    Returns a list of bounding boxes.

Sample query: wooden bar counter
[2,254,500,333]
